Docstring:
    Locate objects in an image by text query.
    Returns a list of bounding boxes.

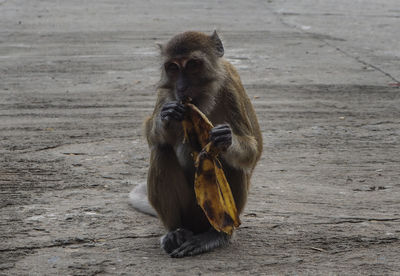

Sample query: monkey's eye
[165,62,180,74]
[185,59,202,73]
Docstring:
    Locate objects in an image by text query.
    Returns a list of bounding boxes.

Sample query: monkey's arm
[145,89,184,147]
[221,132,259,170]
[209,120,260,170]
[215,90,262,170]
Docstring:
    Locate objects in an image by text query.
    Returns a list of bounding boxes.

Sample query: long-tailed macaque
[130,31,262,258]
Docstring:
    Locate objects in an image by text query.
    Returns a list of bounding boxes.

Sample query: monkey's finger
[173,104,186,114]
[161,115,169,122]
[211,133,232,142]
[168,110,184,119]
[160,111,170,121]
[210,129,231,139]
[212,124,231,130]
[211,124,231,131]
[212,135,232,147]
[162,102,186,113]
[170,111,185,121]
[161,108,185,119]
[160,110,173,121]
[162,105,185,116]
[161,109,184,121]
[213,133,232,141]
[161,103,174,113]
[161,107,184,115]
[210,127,231,138]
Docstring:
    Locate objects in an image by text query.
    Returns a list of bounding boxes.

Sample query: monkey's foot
[160,228,194,254]
[169,229,230,258]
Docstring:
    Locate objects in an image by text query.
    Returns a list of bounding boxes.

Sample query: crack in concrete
[313,217,400,225]
[326,42,400,84]
[270,10,400,84]
[0,234,160,253]
[0,237,95,253]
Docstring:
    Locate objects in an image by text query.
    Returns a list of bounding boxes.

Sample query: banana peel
[182,99,241,235]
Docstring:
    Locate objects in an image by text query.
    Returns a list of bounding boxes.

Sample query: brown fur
[145,31,262,233]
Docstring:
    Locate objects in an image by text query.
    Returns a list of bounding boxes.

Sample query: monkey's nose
[176,76,189,93]
[177,83,188,93]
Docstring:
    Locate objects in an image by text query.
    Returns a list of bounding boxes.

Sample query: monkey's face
[158,31,225,104]
[163,53,217,101]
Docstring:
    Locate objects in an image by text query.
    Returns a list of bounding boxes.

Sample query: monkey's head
[158,31,225,104]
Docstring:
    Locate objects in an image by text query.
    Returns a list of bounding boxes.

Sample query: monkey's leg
[147,145,196,253]
[169,228,230,258]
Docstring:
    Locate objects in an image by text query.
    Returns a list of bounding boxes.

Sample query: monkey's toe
[169,230,230,258]
[160,228,193,254]
[169,238,203,258]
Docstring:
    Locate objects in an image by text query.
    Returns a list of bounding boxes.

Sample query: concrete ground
[1,0,399,275]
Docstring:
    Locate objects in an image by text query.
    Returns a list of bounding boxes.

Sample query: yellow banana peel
[182,100,241,235]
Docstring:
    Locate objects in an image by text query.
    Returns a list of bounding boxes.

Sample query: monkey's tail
[129,183,157,217]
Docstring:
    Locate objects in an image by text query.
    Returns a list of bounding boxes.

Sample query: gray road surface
[1,0,400,275]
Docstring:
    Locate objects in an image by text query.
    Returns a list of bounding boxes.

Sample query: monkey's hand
[160,101,186,123]
[210,124,232,151]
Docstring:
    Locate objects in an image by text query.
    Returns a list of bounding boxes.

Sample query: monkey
[130,31,262,258]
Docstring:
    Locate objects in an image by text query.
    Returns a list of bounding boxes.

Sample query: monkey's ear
[211,30,224,57]
[155,42,165,54]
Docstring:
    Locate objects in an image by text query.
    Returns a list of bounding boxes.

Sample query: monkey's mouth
[176,89,196,102]
[180,96,192,105]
